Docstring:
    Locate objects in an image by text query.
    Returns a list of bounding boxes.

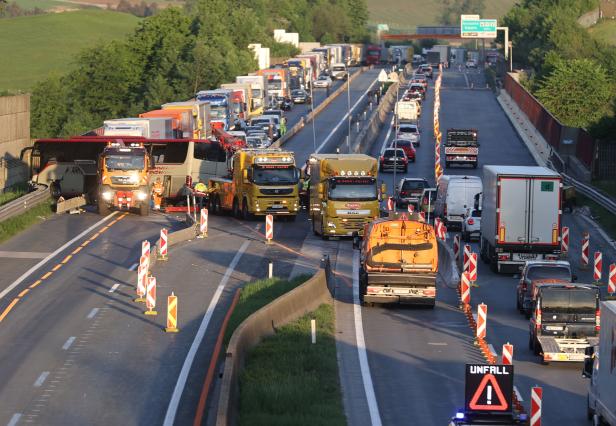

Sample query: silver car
[461,209,481,241]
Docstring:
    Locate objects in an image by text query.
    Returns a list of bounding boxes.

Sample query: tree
[536,58,614,129]
[439,0,485,25]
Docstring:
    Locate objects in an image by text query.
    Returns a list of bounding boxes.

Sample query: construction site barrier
[216,261,334,426]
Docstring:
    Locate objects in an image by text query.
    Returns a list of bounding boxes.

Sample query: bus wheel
[232,198,240,218]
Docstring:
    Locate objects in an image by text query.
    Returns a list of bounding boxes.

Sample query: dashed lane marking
[128,263,138,271]
[86,308,99,319]
[33,372,49,388]
[7,413,21,426]
[514,386,523,402]
[109,283,120,293]
[62,337,76,350]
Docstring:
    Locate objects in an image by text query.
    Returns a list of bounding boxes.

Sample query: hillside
[367,0,517,31]
[0,10,140,91]
[588,19,616,46]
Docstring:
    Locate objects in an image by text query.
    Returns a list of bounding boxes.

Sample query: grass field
[239,304,345,426]
[367,0,517,30]
[588,19,616,46]
[0,9,139,91]
[0,200,54,243]
[12,0,178,10]
[0,183,29,207]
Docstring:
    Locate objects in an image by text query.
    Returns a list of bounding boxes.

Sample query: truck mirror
[318,183,324,197]
[381,183,387,196]
[352,232,360,250]
[582,349,594,378]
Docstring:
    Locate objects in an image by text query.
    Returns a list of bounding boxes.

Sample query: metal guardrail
[0,185,51,223]
[562,173,616,214]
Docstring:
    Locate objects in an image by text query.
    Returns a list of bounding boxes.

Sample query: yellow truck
[208,148,300,220]
[355,216,438,307]
[308,154,381,239]
[98,141,152,216]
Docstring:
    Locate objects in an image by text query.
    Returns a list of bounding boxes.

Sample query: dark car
[291,89,311,104]
[271,96,292,111]
[379,148,408,173]
[516,260,574,317]
[388,139,416,161]
[419,64,433,78]
[409,84,426,100]
[395,177,429,207]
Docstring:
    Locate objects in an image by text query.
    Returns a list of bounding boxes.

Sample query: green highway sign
[460,17,497,38]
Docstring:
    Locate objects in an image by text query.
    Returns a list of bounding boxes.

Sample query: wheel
[516,295,521,311]
[241,199,251,220]
[98,195,110,216]
[462,231,469,242]
[532,336,541,356]
[490,254,498,273]
[528,334,534,350]
[232,198,240,218]
[321,222,329,240]
[587,396,595,421]
[211,195,220,215]
[473,163,478,169]
[403,166,408,173]
[312,215,319,236]
[139,201,150,216]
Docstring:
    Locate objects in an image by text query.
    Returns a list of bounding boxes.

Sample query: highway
[0,62,609,426]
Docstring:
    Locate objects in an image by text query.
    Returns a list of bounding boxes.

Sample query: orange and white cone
[144,276,157,316]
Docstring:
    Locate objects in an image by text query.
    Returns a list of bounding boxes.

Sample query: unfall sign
[465,364,513,413]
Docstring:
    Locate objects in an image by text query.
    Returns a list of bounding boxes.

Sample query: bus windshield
[105,154,145,171]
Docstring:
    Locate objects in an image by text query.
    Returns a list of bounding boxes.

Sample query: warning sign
[464,364,513,413]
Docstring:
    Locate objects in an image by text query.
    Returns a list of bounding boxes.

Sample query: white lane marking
[86,308,99,319]
[7,413,21,426]
[514,386,523,402]
[108,283,120,293]
[163,240,250,426]
[33,372,50,388]
[254,224,260,231]
[315,77,379,154]
[128,263,138,271]
[379,115,396,155]
[488,343,497,357]
[0,212,119,301]
[62,336,76,350]
[428,342,448,346]
[463,71,470,88]
[352,251,383,426]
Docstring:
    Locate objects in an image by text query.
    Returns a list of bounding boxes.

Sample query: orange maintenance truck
[356,215,438,307]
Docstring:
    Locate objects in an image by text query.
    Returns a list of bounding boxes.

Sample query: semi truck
[480,166,562,273]
[103,118,174,139]
[426,50,441,67]
[195,89,239,131]
[161,100,211,139]
[236,75,267,116]
[584,300,616,426]
[220,83,254,120]
[445,129,479,168]
[257,68,290,99]
[139,109,194,139]
[97,141,152,216]
[529,282,600,363]
[356,216,438,307]
[364,45,382,66]
[208,148,300,219]
[308,154,381,239]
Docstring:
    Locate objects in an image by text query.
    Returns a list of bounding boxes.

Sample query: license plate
[514,253,539,261]
[271,205,283,209]
[546,326,563,331]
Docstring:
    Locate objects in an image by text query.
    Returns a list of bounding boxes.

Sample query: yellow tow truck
[208,149,300,220]
[308,154,382,239]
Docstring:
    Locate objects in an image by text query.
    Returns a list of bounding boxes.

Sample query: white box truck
[480,166,562,273]
[103,117,174,139]
[584,300,616,426]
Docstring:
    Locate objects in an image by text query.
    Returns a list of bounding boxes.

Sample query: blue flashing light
[455,412,465,420]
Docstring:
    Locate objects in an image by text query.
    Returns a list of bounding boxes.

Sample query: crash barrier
[273,67,367,149]
[581,232,590,269]
[216,257,334,426]
[0,184,50,223]
[561,172,616,215]
[594,251,603,283]
[502,343,513,365]
[560,226,569,255]
[530,387,542,426]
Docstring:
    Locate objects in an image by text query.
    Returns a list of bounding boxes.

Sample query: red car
[389,139,416,162]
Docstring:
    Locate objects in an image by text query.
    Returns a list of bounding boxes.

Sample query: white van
[330,63,348,80]
[434,175,483,228]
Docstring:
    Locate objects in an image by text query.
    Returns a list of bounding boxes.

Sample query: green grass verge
[12,0,72,10]
[0,200,55,243]
[239,304,345,426]
[0,10,139,91]
[588,19,616,46]
[366,0,516,30]
[577,193,616,240]
[0,183,30,207]
[225,274,312,343]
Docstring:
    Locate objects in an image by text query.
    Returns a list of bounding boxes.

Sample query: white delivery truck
[103,117,174,139]
[434,175,483,229]
[395,100,419,123]
[480,166,562,273]
[236,75,267,116]
[584,300,616,426]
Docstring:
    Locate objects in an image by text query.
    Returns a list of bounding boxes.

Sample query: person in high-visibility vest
[193,179,209,208]
[152,178,164,210]
[280,117,287,136]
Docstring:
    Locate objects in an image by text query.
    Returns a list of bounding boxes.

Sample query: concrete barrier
[148,213,196,270]
[216,266,333,426]
[438,239,460,289]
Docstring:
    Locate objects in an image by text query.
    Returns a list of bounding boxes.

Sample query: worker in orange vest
[152,178,164,210]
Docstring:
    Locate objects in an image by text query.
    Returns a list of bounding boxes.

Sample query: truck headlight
[128,175,139,184]
[327,222,336,228]
[102,191,113,201]
[136,191,147,201]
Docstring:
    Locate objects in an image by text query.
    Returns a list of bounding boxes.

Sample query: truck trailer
[445,129,479,168]
[195,89,239,131]
[236,75,267,116]
[480,166,562,273]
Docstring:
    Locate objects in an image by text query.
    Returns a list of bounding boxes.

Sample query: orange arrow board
[469,374,509,410]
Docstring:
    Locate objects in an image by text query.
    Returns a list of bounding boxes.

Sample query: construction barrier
[609,264,616,294]
[460,272,470,305]
[407,204,414,214]
[418,211,425,222]
[476,303,487,340]
[581,232,590,268]
[142,240,150,259]
[145,276,157,315]
[199,208,208,238]
[463,244,472,271]
[387,197,394,211]
[469,253,478,284]
[453,234,460,264]
[593,251,602,283]
[135,262,147,303]
[265,214,273,244]
[159,228,168,260]
[165,292,179,333]
[561,226,569,255]
[502,342,513,365]
[530,387,542,426]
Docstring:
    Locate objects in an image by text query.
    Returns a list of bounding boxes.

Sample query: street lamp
[346,71,352,153]
[310,78,316,151]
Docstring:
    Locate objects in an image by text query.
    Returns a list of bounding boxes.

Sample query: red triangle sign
[469,374,509,410]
